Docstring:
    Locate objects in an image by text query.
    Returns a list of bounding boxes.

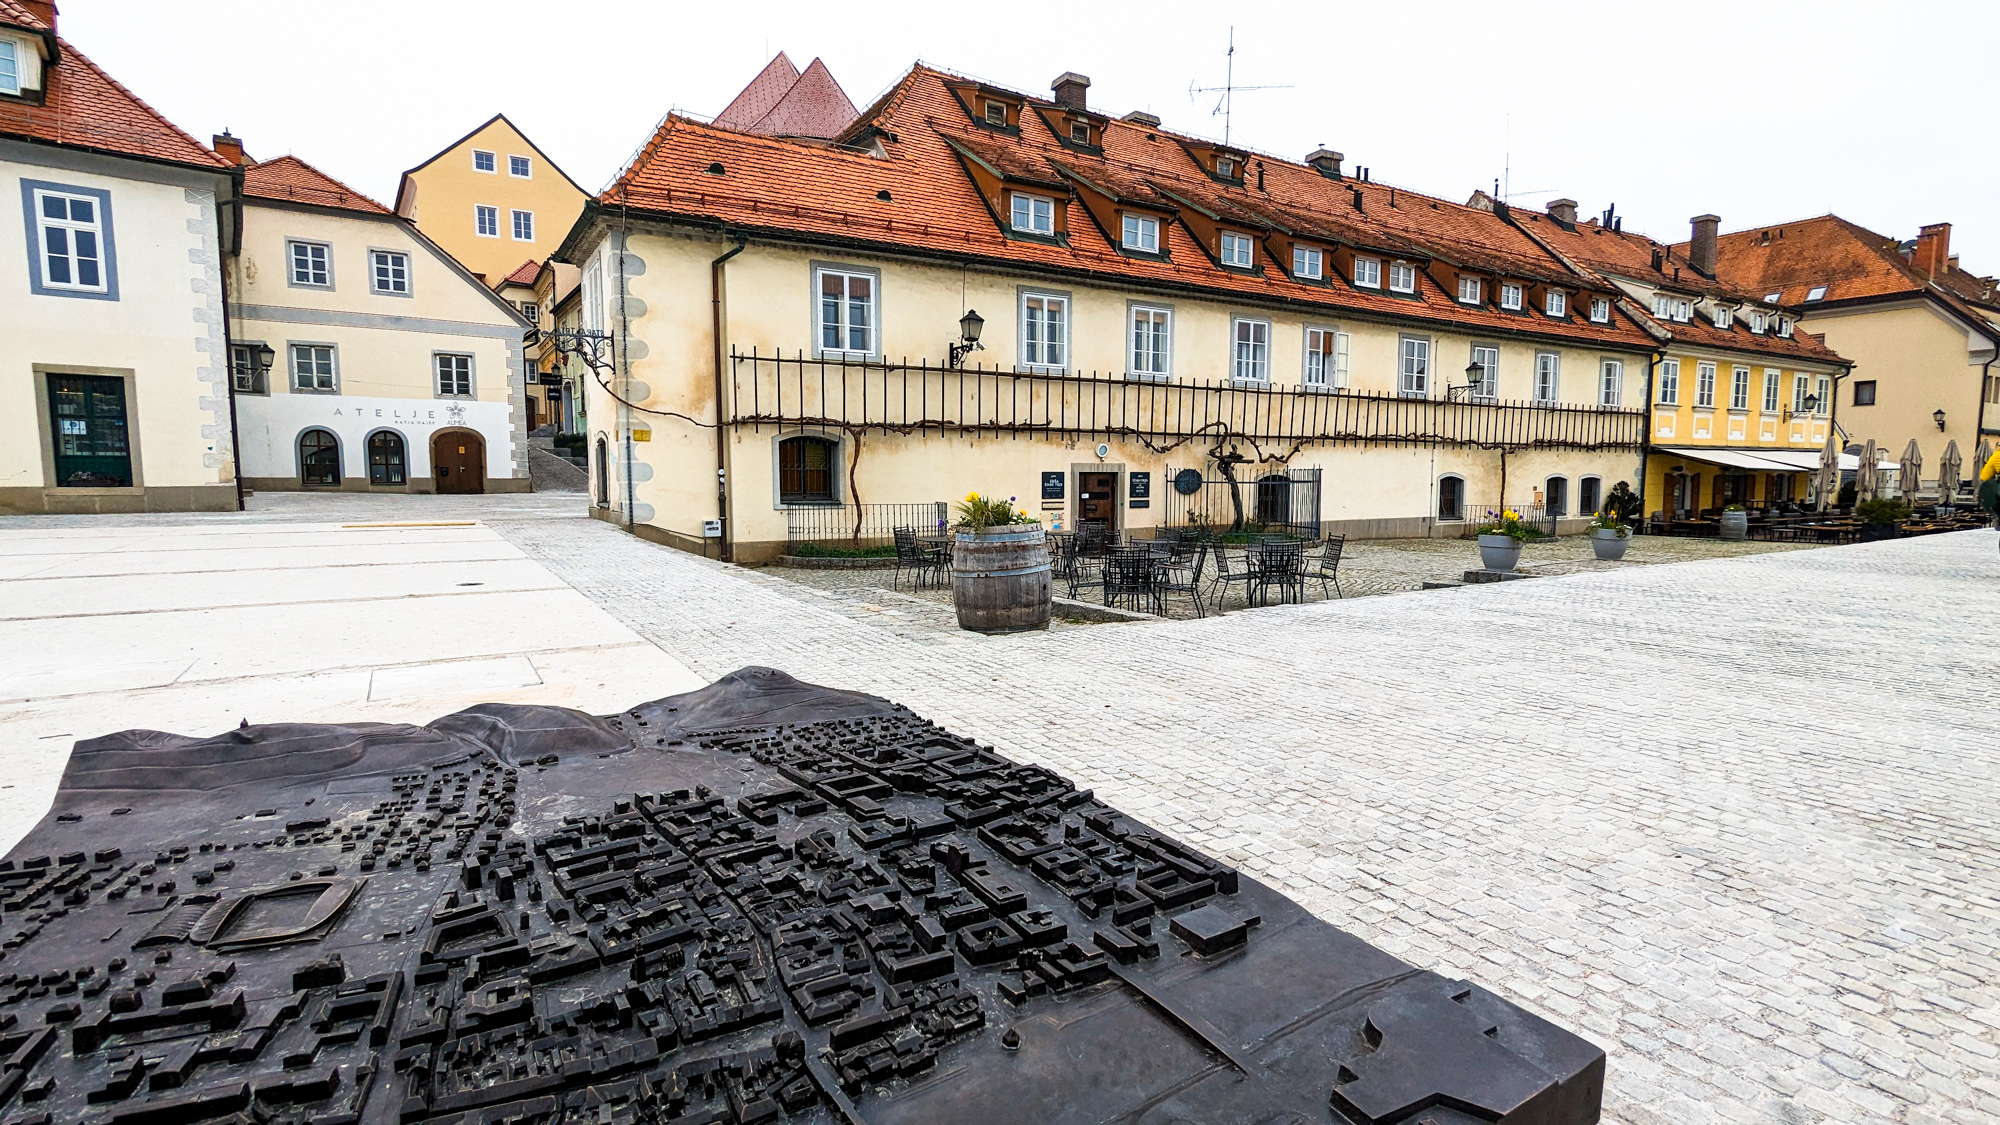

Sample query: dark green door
[47,374,132,488]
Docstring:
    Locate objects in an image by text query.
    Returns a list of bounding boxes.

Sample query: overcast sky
[65,0,2000,268]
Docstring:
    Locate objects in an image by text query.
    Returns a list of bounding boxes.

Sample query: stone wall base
[0,485,238,514]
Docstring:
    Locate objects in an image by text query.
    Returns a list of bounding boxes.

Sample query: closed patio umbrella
[1899,438,1923,503]
[1815,431,1840,512]
[1939,439,1963,500]
[1856,439,1879,503]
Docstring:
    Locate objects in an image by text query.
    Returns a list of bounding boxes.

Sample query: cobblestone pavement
[491,510,2000,1125]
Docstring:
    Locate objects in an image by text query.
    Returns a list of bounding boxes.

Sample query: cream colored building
[395,114,589,288]
[1,3,241,513]
[560,65,1660,563]
[223,141,531,493]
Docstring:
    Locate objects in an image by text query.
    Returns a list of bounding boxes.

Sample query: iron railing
[1164,467,1323,539]
[786,502,950,549]
[729,351,1645,452]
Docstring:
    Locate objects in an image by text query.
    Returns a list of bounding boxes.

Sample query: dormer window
[1590,297,1610,323]
[1712,305,1732,329]
[1010,192,1054,236]
[1219,231,1254,269]
[1751,311,1767,334]
[1457,276,1482,304]
[1293,246,1323,280]
[1353,257,1382,288]
[1777,316,1794,338]
[1388,261,1416,293]
[984,100,1008,126]
[1070,120,1091,144]
[1676,299,1692,322]
[1545,290,1567,317]
[1216,156,1237,178]
[0,39,17,96]
[1499,283,1523,310]
[1121,213,1160,253]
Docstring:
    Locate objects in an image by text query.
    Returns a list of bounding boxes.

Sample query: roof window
[1763,291,1781,303]
[1121,213,1160,254]
[1751,311,1767,334]
[1590,297,1610,323]
[1216,155,1237,178]
[1219,231,1254,269]
[1499,283,1522,310]
[1388,261,1416,293]
[1354,257,1381,289]
[1777,317,1793,338]
[1070,120,1091,144]
[1544,289,1567,317]
[1457,276,1482,305]
[984,100,1008,126]
[1805,285,1827,301]
[1711,305,1732,329]
[1010,192,1055,236]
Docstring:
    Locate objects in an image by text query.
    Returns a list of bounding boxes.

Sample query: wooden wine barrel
[951,526,1052,633]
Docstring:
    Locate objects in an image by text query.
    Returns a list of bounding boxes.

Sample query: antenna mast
[1188,27,1291,148]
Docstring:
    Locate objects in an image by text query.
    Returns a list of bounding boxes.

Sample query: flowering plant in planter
[1475,509,1545,542]
[955,492,1039,531]
[1589,509,1629,534]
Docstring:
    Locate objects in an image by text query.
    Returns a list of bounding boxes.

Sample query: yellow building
[394,114,588,287]
[556,64,1664,562]
[1697,217,1997,498]
[1521,207,1849,519]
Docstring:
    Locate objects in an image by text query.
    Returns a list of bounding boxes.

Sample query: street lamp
[1933,408,1947,431]
[948,309,985,368]
[1447,360,1486,401]
[1784,392,1819,422]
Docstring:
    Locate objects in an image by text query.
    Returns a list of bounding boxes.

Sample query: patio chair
[1103,546,1160,614]
[1153,542,1208,618]
[1053,532,1103,601]
[1304,535,1346,599]
[1206,544,1259,613]
[1252,540,1305,606]
[892,527,946,591]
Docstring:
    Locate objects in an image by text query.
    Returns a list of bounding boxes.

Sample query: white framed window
[288,240,330,287]
[1792,374,1810,412]
[1400,336,1431,396]
[0,40,17,96]
[1696,361,1717,407]
[472,150,496,173]
[1653,294,1669,318]
[291,343,336,391]
[581,262,603,331]
[1499,283,1522,310]
[1712,305,1732,328]
[1010,192,1054,235]
[984,100,1008,126]
[32,188,109,293]
[509,155,531,178]
[1129,305,1172,378]
[1457,276,1482,304]
[1020,292,1068,370]
[1777,316,1793,338]
[1293,246,1323,280]
[1353,257,1381,288]
[475,205,499,237]
[816,267,876,357]
[1388,260,1416,293]
[1658,296,1690,322]
[1220,231,1254,268]
[1600,359,1623,407]
[1764,291,1782,303]
[1805,285,1827,301]
[1121,213,1160,253]
[230,342,269,395]
[1590,297,1610,323]
[1304,327,1346,388]
[1751,311,1767,333]
[1534,352,1560,402]
[1730,365,1750,410]
[1814,375,1830,415]
[511,209,534,241]
[435,353,473,397]
[1545,289,1567,317]
[1675,299,1693,321]
[369,250,410,295]
[1216,155,1237,178]
[1470,345,1499,399]
[1232,317,1271,383]
[1658,358,1680,405]
[519,301,539,325]
[1070,120,1091,144]
[1759,369,1779,412]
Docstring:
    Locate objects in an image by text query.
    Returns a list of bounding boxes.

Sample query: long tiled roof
[1521,216,1844,365]
[242,155,391,215]
[600,64,1658,352]
[0,19,232,172]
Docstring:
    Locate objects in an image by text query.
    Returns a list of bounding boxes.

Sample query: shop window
[368,430,407,485]
[1438,475,1464,521]
[299,428,341,487]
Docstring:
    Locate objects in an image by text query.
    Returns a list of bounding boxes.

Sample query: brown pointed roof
[713,53,800,131]
[751,58,857,139]
[0,23,232,171]
[242,155,391,215]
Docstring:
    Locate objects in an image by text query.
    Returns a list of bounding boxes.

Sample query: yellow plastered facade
[398,117,587,288]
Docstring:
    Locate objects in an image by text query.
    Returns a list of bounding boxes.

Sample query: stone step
[1462,569,1535,583]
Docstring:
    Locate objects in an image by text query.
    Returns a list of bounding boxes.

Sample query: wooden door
[1078,471,1118,533]
[432,430,486,494]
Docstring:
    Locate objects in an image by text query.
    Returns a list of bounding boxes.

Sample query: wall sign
[1129,471,1151,509]
[1041,471,1065,500]
[1173,468,1204,495]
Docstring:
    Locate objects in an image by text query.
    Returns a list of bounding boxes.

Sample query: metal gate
[1165,467,1322,539]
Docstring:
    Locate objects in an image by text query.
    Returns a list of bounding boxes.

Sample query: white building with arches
[221,138,530,494]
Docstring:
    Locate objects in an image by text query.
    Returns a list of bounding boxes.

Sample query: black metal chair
[892,527,946,591]
[1252,540,1305,606]
[1103,546,1159,614]
[1304,535,1346,599]
[1154,542,1208,618]
[1206,545,1258,613]
[1053,532,1102,601]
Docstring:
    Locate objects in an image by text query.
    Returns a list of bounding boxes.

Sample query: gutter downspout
[711,233,748,562]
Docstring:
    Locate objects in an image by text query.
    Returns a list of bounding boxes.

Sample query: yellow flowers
[965,491,981,502]
[1503,509,1521,521]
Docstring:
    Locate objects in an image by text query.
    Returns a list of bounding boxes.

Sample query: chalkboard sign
[1041,471,1065,501]
[1128,472,1151,508]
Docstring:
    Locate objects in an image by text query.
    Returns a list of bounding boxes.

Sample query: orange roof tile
[0,0,47,31]
[599,65,1657,352]
[501,258,541,287]
[242,154,391,214]
[0,30,231,171]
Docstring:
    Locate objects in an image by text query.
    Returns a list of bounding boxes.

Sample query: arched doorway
[594,435,609,507]
[431,429,485,494]
[299,428,340,487]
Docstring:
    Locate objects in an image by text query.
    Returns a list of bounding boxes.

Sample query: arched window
[1254,473,1293,528]
[779,435,837,504]
[367,430,407,485]
[1544,475,1569,518]
[594,435,609,507]
[1438,475,1464,521]
[299,428,340,487]
[1578,475,1601,517]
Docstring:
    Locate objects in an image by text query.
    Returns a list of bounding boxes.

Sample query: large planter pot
[1477,533,1524,573]
[1718,511,1749,541]
[1591,527,1631,561]
[951,525,1051,634]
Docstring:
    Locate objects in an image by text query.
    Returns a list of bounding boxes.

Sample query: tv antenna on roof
[1188,27,1291,148]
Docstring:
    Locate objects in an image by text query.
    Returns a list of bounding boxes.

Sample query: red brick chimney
[212,131,251,167]
[1911,223,1951,279]
[1689,214,1720,277]
[1051,72,1090,112]
[18,0,55,31]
